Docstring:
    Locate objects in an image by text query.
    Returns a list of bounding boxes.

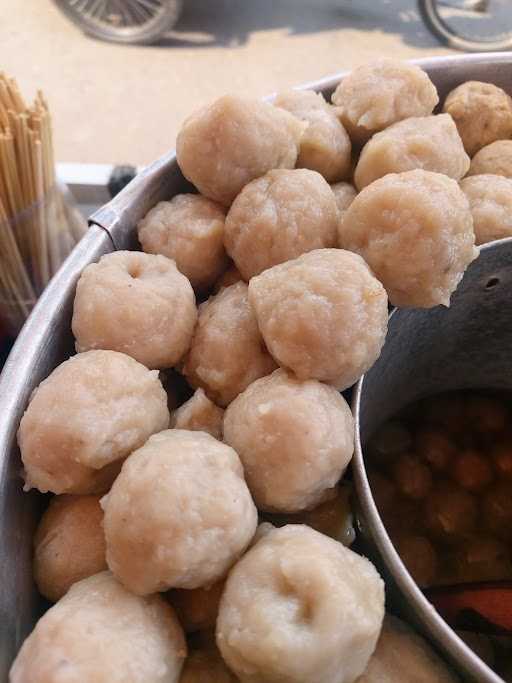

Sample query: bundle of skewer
[0,73,85,334]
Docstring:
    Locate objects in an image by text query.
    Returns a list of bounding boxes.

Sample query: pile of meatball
[12,57,512,682]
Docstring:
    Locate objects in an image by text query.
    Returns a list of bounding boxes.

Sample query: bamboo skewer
[0,73,86,334]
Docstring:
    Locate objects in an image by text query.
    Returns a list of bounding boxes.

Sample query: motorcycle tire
[53,0,183,45]
[418,0,512,52]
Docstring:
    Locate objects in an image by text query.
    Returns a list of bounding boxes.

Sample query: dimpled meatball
[357,615,458,683]
[331,59,438,144]
[183,282,276,407]
[460,174,512,245]
[72,251,197,369]
[10,572,186,683]
[217,525,385,683]
[18,350,169,494]
[103,430,257,594]
[176,95,305,206]
[223,369,354,512]
[248,249,388,388]
[354,115,469,190]
[274,89,351,182]
[339,170,478,308]
[468,140,512,178]
[137,195,228,291]
[170,579,225,633]
[443,81,512,156]
[170,388,224,440]
[224,169,338,280]
[34,495,107,603]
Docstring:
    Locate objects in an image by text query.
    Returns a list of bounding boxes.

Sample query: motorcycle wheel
[53,0,183,45]
[418,0,512,52]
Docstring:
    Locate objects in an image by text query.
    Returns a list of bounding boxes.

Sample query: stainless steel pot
[1,52,511,681]
[353,236,512,683]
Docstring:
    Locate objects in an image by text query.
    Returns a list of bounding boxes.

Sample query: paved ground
[1,0,452,165]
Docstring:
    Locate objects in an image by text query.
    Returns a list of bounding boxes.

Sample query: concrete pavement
[0,0,451,165]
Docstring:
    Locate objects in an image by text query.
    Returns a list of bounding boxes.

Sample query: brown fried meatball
[18,350,169,494]
[482,482,512,540]
[460,174,512,245]
[331,59,438,144]
[183,282,276,407]
[331,181,357,216]
[468,140,512,178]
[103,430,257,594]
[453,537,512,583]
[424,482,477,542]
[10,572,187,683]
[224,169,338,280]
[217,525,385,683]
[415,428,456,472]
[223,369,354,512]
[395,535,438,587]
[392,454,432,500]
[176,95,305,206]
[170,388,224,440]
[339,170,478,308]
[248,249,388,388]
[274,89,351,182]
[443,81,512,156]
[354,115,469,190]
[452,449,493,492]
[72,251,197,369]
[137,195,228,290]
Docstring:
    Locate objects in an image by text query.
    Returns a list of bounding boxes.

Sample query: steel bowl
[353,236,512,683]
[1,52,512,681]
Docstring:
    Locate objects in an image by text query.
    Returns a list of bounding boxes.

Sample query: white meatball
[102,429,257,594]
[339,170,478,308]
[183,282,277,407]
[224,169,338,280]
[331,59,438,144]
[72,251,197,369]
[223,369,354,512]
[354,115,469,190]
[176,95,305,206]
[170,388,224,440]
[10,572,186,683]
[460,174,512,245]
[443,81,512,156]
[33,495,107,603]
[18,350,169,494]
[331,181,357,216]
[137,195,228,291]
[357,615,458,682]
[248,249,388,389]
[468,140,512,178]
[274,89,351,182]
[217,525,385,683]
